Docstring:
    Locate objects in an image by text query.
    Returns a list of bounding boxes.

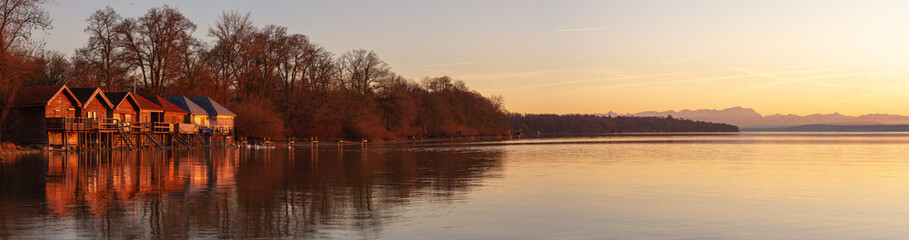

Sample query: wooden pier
[45,117,226,150]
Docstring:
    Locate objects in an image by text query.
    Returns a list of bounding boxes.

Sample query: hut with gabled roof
[132,95,164,127]
[190,97,235,134]
[70,87,114,119]
[167,95,209,127]
[146,96,188,124]
[106,92,141,126]
[8,85,81,148]
[69,87,118,148]
[190,97,235,146]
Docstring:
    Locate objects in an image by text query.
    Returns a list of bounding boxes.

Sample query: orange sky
[41,1,909,116]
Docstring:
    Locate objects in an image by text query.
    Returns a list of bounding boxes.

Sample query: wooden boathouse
[69,87,117,149]
[167,96,209,127]
[8,85,81,148]
[190,96,236,146]
[166,95,224,147]
[146,95,210,148]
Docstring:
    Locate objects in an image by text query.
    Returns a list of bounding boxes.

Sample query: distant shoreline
[741,124,909,132]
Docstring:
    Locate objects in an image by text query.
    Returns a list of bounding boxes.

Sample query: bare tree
[0,0,49,59]
[25,50,70,86]
[0,0,51,135]
[308,49,336,93]
[207,10,254,93]
[116,5,197,95]
[74,6,128,89]
[338,49,390,94]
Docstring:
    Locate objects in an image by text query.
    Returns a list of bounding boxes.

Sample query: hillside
[615,107,909,127]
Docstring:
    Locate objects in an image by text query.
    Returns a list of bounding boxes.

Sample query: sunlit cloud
[421,58,539,68]
[547,67,850,96]
[534,70,752,97]
[838,90,886,104]
[580,74,749,91]
[490,68,731,92]
[456,69,562,81]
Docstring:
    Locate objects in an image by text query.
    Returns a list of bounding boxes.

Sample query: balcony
[47,117,119,131]
[46,117,191,134]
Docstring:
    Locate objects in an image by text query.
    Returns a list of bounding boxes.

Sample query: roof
[132,94,164,112]
[106,92,128,106]
[15,85,80,107]
[69,87,113,108]
[167,96,208,115]
[106,92,135,109]
[190,96,236,116]
[146,96,187,114]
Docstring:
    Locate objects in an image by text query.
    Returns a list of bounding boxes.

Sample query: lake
[3,132,909,239]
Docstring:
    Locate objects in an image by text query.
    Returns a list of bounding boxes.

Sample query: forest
[0,1,736,141]
[0,2,508,140]
[509,114,739,135]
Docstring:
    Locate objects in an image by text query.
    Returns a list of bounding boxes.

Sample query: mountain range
[604,107,909,128]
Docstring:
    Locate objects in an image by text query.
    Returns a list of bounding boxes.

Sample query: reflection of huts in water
[8,85,81,148]
[42,151,239,218]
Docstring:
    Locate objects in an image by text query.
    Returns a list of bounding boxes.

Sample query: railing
[152,122,171,133]
[47,117,115,131]
[131,122,149,133]
[46,117,220,135]
[46,117,65,131]
[128,122,170,133]
[99,118,119,131]
[212,126,234,136]
[65,118,85,131]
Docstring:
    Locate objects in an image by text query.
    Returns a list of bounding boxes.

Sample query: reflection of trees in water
[0,147,504,238]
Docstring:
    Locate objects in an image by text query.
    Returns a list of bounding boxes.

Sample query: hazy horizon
[37,0,909,116]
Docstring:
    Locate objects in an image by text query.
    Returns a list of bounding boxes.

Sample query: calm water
[4,133,909,239]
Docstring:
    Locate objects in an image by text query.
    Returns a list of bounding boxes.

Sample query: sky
[36,0,909,116]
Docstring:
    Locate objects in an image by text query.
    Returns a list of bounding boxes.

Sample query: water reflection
[0,147,504,239]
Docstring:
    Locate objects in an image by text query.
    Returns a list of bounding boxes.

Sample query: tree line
[0,2,508,140]
[509,114,739,135]
[0,1,737,141]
